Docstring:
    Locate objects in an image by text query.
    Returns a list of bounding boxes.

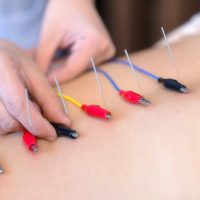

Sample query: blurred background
[96,0,200,55]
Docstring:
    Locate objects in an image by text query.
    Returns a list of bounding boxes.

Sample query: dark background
[96,0,200,55]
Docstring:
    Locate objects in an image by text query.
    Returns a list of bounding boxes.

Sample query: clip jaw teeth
[105,113,112,120]
[139,98,151,105]
[179,87,189,93]
[23,130,38,152]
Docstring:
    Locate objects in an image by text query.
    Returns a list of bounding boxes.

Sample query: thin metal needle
[24,88,32,128]
[124,49,143,94]
[54,77,68,114]
[24,88,38,152]
[90,57,107,109]
[161,26,181,81]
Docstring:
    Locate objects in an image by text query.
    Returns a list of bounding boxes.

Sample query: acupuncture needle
[54,76,68,114]
[25,88,32,128]
[124,49,144,94]
[161,26,182,82]
[112,56,189,93]
[90,57,108,110]
[24,88,38,152]
[54,78,80,138]
[124,49,144,93]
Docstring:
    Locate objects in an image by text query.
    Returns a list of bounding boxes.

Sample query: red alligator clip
[119,90,150,105]
[81,104,112,120]
[23,130,38,152]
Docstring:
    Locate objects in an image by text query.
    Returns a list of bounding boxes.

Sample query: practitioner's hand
[0,40,70,140]
[36,0,115,83]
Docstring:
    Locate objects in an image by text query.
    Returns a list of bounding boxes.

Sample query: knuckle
[0,115,20,133]
[88,34,99,48]
[6,94,26,118]
[90,31,115,55]
[88,30,102,47]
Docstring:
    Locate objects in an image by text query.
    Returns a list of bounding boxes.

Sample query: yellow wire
[58,93,82,108]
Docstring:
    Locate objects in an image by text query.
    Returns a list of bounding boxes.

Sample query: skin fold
[0,35,200,200]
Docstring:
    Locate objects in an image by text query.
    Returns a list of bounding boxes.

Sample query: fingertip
[50,110,72,127]
[47,70,67,84]
[47,63,83,83]
[59,114,72,127]
[29,116,58,142]
[40,92,72,127]
[43,124,58,142]
[48,74,57,85]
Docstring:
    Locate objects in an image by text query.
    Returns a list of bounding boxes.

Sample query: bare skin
[0,35,200,200]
